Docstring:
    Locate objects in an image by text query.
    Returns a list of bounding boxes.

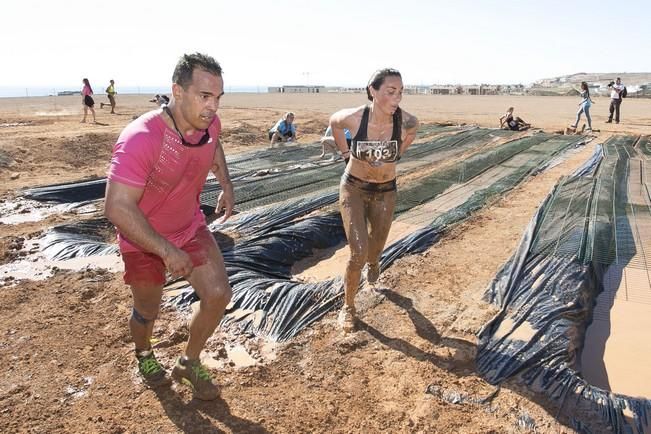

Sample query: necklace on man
[163,105,211,147]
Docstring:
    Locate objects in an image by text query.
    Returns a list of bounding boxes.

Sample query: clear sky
[3,0,650,91]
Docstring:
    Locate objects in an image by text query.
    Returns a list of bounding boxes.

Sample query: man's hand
[215,187,234,223]
[162,245,194,279]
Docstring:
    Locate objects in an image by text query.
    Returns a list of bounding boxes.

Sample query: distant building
[480,85,500,95]
[429,85,456,95]
[325,87,365,93]
[267,85,325,93]
[404,85,429,95]
[57,90,81,96]
[464,85,482,95]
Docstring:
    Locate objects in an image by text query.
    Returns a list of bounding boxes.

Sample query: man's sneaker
[172,356,219,400]
[605,119,612,123]
[338,305,356,333]
[136,350,170,386]
[367,262,380,284]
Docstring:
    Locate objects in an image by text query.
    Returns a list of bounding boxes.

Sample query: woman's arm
[399,110,419,155]
[329,107,360,155]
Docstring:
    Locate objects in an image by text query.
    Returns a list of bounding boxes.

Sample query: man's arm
[210,139,234,222]
[104,181,193,277]
[399,110,419,155]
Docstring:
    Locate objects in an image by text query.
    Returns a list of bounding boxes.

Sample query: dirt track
[1,93,649,433]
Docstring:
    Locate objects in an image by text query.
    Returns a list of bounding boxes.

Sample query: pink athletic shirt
[108,109,221,253]
[82,84,92,96]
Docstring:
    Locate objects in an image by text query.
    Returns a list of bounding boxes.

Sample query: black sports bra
[350,106,402,164]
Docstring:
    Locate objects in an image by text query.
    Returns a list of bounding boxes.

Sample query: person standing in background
[570,81,594,132]
[100,79,117,114]
[606,77,625,124]
[81,78,96,123]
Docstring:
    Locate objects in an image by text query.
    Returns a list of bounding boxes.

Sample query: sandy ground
[1,93,650,433]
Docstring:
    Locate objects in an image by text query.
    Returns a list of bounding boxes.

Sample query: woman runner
[329,68,419,332]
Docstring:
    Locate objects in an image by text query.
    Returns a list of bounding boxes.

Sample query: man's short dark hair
[173,53,223,89]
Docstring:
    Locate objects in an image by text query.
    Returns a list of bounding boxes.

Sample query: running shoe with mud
[172,356,219,400]
[366,262,380,285]
[338,305,357,333]
[136,350,171,387]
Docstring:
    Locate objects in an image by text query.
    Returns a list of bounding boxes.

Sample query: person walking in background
[606,77,625,124]
[100,79,117,114]
[570,81,594,132]
[104,53,234,400]
[268,112,297,147]
[81,78,96,123]
[329,68,419,333]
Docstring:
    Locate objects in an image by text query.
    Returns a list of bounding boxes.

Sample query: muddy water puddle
[0,199,98,224]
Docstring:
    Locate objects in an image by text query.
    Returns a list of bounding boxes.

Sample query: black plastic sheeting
[18,125,486,205]
[23,178,108,202]
[32,129,586,345]
[476,138,651,434]
[167,133,585,341]
[171,213,347,341]
[40,218,118,260]
[213,191,339,238]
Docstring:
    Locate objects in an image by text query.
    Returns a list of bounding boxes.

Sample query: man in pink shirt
[105,53,234,400]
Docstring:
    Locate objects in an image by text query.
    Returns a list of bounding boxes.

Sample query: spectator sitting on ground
[320,125,351,160]
[268,112,296,147]
[149,94,170,106]
[499,107,531,131]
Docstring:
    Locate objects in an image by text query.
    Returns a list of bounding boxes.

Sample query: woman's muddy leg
[339,181,369,308]
[366,190,397,282]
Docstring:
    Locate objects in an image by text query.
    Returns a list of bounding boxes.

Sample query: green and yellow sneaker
[172,356,219,401]
[136,350,170,387]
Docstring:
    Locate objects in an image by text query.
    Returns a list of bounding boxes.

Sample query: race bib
[352,140,399,163]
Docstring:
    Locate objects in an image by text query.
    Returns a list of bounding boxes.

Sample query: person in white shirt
[606,77,625,124]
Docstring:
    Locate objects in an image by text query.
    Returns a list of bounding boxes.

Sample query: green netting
[478,136,651,434]
[639,135,651,156]
[395,133,561,213]
[527,135,651,270]
[200,127,519,213]
[415,123,463,138]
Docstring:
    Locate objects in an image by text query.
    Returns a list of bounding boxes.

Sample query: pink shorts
[121,225,215,287]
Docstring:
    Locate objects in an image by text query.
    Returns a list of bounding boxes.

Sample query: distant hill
[532,72,651,97]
